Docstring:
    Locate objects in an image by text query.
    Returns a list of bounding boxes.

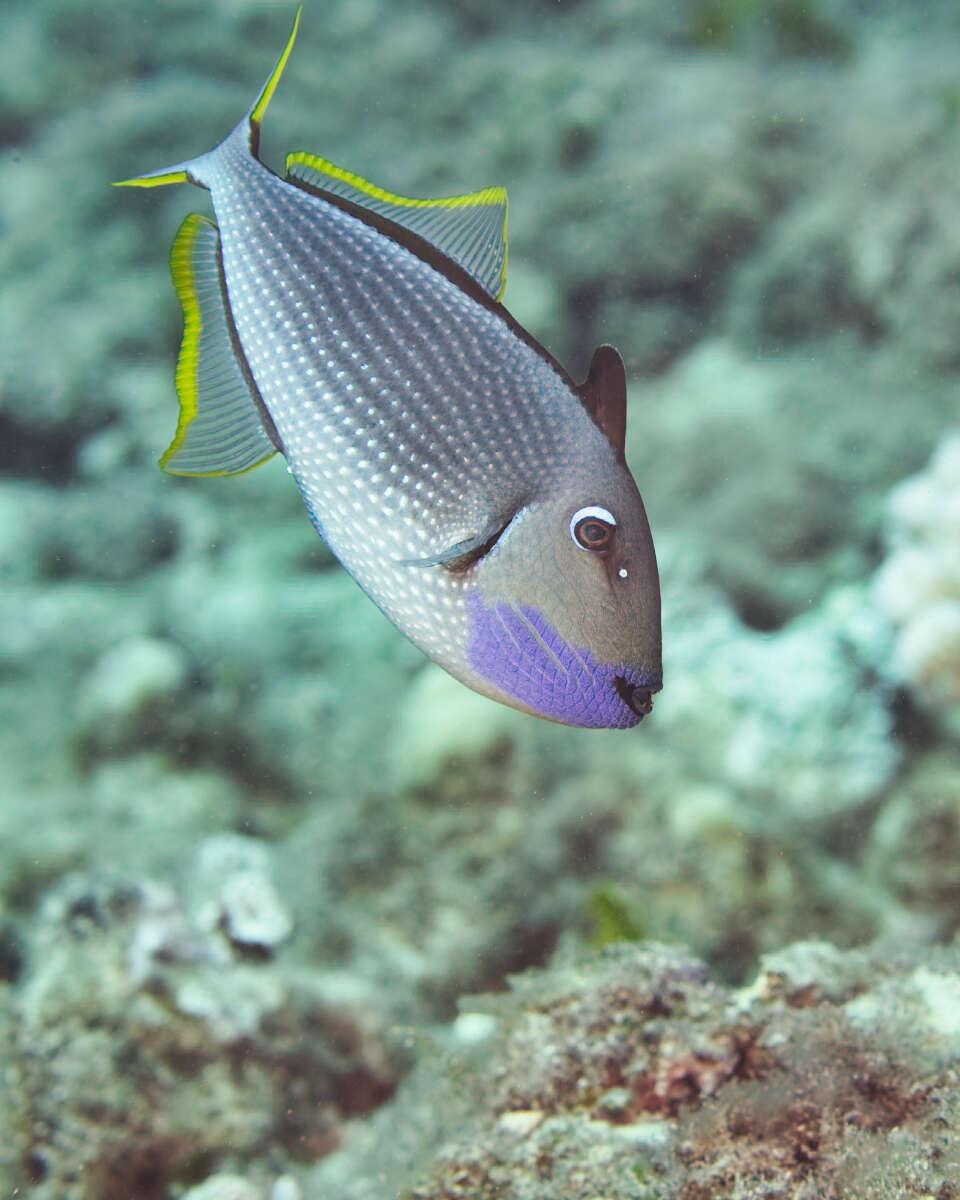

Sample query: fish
[117,9,661,729]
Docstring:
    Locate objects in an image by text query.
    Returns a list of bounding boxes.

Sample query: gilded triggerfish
[118,10,661,728]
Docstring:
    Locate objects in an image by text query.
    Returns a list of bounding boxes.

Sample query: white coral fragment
[874,429,960,714]
[190,833,293,950]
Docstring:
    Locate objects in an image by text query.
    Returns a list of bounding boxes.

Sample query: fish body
[118,11,661,728]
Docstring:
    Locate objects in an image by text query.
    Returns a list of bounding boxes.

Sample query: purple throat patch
[465,593,658,729]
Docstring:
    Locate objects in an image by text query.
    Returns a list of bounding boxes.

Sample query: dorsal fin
[577,345,628,465]
[285,152,508,300]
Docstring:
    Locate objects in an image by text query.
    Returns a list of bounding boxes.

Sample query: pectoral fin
[398,510,518,572]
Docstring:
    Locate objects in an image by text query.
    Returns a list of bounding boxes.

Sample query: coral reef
[7,871,399,1200]
[2,0,960,1196]
[311,941,960,1199]
[874,429,960,729]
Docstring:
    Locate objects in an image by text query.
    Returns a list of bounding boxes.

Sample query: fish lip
[613,672,662,721]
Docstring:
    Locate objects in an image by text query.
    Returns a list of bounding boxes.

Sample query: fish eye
[570,505,617,552]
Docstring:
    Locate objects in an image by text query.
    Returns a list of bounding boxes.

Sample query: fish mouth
[613,673,661,721]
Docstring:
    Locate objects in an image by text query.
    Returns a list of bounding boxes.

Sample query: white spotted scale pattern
[201,137,591,673]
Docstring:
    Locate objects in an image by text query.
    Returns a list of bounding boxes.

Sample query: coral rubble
[314,941,960,1199]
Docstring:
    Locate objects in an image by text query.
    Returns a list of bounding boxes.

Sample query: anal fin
[162,213,279,475]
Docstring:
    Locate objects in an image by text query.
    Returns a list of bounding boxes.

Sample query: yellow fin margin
[250,5,302,132]
[162,213,209,470]
[112,169,190,189]
[286,151,506,213]
[286,152,509,298]
[161,214,277,476]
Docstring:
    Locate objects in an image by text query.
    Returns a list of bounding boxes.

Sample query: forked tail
[113,5,301,190]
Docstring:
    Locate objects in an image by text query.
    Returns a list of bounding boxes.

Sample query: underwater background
[2,0,960,1195]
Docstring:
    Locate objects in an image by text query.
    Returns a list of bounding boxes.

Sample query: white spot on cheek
[618,567,628,579]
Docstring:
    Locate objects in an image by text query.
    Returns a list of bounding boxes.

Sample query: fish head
[462,454,662,729]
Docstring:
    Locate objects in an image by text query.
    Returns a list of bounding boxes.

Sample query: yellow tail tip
[112,170,191,189]
[249,5,302,131]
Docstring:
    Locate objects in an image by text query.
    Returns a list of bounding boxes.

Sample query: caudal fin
[247,4,301,157]
[114,6,301,189]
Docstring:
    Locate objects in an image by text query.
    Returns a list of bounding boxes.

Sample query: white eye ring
[570,505,617,551]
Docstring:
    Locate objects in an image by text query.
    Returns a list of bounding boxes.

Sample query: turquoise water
[2,1,959,1196]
